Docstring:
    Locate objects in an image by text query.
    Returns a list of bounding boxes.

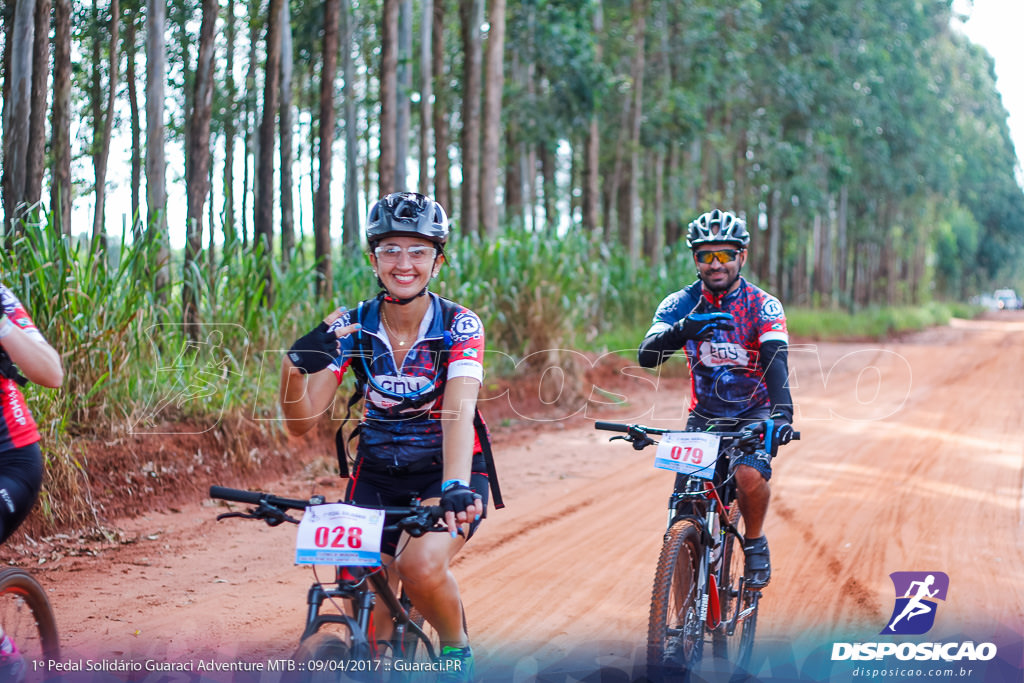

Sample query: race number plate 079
[654,432,721,479]
[295,503,385,566]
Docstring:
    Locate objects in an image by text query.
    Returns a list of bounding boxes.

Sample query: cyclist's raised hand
[671,312,734,342]
[287,308,360,374]
[440,481,483,537]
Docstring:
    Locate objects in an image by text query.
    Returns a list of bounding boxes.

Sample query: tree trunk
[458,0,483,235]
[242,0,263,248]
[617,0,646,259]
[183,0,218,337]
[418,0,433,194]
[223,0,238,248]
[582,2,603,234]
[125,12,142,239]
[146,0,170,296]
[395,0,412,189]
[316,0,340,293]
[342,0,359,251]
[431,0,451,212]
[378,0,399,193]
[3,0,35,232]
[480,0,504,236]
[278,0,294,265]
[256,0,283,292]
[50,0,72,234]
[92,0,121,246]
[25,0,50,207]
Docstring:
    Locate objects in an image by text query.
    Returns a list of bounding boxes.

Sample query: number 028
[670,445,703,463]
[313,525,364,549]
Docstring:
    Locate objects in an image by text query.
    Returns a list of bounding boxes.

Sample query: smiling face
[693,241,747,294]
[369,235,443,299]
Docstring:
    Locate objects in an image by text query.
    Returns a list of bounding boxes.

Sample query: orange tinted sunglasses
[694,248,741,264]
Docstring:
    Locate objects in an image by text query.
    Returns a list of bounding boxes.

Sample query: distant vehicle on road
[994,288,1022,310]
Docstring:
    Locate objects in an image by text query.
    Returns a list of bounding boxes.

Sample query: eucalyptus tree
[458,0,483,235]
[379,0,399,193]
[315,0,341,294]
[480,0,505,237]
[26,0,51,207]
[2,0,36,233]
[51,0,73,234]
[123,1,142,236]
[183,0,218,335]
[278,0,295,264]
[255,0,283,302]
[90,0,120,246]
[146,0,170,294]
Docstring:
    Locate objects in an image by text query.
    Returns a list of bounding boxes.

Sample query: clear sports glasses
[374,245,438,264]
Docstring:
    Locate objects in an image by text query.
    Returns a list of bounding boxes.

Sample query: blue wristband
[442,478,469,493]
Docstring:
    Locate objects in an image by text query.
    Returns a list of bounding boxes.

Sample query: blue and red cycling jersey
[0,284,42,451]
[326,293,485,469]
[643,277,788,419]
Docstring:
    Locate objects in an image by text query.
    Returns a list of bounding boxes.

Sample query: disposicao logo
[831,570,998,662]
[882,571,948,635]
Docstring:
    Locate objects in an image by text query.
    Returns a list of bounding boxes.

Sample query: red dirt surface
[10,313,1024,681]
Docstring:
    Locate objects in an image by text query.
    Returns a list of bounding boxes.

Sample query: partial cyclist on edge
[279,192,489,681]
[0,282,64,677]
[637,209,795,589]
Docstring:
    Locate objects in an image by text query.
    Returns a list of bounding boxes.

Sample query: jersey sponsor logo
[366,373,432,410]
[761,298,784,319]
[6,388,27,427]
[698,341,749,366]
[451,312,482,343]
[461,347,478,358]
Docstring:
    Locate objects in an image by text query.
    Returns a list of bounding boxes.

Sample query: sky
[951,0,1024,179]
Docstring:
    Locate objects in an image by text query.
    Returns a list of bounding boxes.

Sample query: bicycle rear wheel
[647,520,703,678]
[0,568,60,673]
[712,506,758,673]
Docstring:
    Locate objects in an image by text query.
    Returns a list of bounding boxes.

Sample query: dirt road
[30,313,1024,681]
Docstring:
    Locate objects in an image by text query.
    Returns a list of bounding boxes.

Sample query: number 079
[670,445,703,464]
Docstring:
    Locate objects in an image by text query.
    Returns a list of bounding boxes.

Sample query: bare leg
[734,464,770,538]
[394,529,469,647]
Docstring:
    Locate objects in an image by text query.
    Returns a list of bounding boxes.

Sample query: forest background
[0,0,1021,535]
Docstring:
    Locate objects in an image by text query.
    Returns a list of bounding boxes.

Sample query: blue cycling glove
[672,312,735,342]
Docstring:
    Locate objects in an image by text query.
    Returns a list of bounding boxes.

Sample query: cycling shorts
[0,441,43,544]
[345,453,490,556]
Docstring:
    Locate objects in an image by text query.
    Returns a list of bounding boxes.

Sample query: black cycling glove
[287,322,338,374]
[440,483,482,516]
[671,312,735,342]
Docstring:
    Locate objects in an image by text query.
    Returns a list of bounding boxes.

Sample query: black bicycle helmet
[365,192,449,248]
[686,209,750,249]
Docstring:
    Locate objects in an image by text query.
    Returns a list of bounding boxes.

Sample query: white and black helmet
[366,192,450,248]
[686,209,750,249]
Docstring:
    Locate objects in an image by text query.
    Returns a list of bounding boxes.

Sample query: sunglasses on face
[374,244,437,264]
[694,248,741,265]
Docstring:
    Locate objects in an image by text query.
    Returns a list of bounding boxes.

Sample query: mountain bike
[209,485,454,681]
[0,567,60,681]
[595,420,798,680]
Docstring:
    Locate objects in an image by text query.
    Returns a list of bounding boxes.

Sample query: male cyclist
[638,209,794,588]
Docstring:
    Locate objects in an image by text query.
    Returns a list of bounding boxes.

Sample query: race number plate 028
[654,432,721,479]
[295,503,385,566]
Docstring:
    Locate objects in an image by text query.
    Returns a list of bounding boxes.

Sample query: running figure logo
[881,571,949,635]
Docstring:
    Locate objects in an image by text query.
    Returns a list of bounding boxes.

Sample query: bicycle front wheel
[647,520,703,677]
[713,506,758,673]
[0,568,60,669]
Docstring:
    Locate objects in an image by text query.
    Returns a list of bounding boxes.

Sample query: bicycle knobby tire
[647,520,702,676]
[713,505,758,673]
[0,568,60,663]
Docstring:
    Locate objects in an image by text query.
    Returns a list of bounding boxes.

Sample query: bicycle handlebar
[208,485,447,536]
[594,421,801,449]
